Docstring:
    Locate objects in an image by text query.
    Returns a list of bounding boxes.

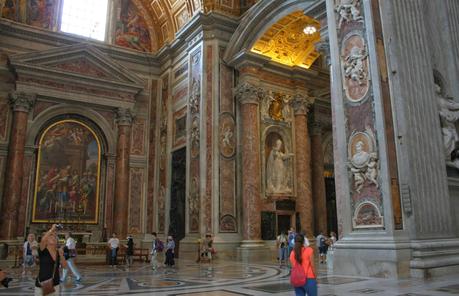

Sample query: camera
[55,224,64,230]
[1,277,12,288]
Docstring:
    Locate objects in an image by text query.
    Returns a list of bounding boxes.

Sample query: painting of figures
[32,120,101,224]
[1,0,19,21]
[115,0,152,52]
[26,0,57,29]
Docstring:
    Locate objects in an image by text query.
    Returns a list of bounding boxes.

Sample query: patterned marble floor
[0,258,458,295]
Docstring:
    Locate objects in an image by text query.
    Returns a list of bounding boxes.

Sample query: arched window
[60,0,109,41]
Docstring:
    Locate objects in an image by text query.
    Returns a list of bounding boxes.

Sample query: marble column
[235,82,263,246]
[0,92,35,240]
[311,122,328,235]
[113,108,133,238]
[290,95,314,239]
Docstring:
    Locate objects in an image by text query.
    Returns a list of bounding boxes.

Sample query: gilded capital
[9,91,36,112]
[234,82,262,105]
[290,94,314,115]
[116,108,134,126]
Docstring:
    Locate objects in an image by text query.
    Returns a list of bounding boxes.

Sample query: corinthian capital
[289,94,315,115]
[9,91,36,112]
[234,82,262,105]
[116,108,134,126]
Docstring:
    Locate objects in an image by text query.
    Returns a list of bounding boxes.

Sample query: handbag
[38,253,58,296]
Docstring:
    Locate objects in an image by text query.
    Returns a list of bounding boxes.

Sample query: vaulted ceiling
[134,0,258,49]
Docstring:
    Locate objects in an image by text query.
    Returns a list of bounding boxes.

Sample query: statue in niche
[348,133,379,193]
[436,82,459,169]
[335,0,363,28]
[344,46,368,86]
[266,136,294,195]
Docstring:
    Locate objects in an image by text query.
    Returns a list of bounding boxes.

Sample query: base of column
[410,239,459,278]
[333,237,412,279]
[237,240,270,262]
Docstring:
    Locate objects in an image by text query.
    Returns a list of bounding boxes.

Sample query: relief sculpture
[341,33,369,102]
[265,133,294,196]
[348,128,378,193]
[335,0,363,28]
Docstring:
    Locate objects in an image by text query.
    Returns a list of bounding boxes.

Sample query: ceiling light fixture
[303,25,317,35]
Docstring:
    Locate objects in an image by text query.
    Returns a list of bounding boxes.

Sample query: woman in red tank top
[289,234,317,296]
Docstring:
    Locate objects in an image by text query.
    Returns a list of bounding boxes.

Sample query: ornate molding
[289,94,314,115]
[234,82,262,105]
[9,91,36,112]
[115,108,134,126]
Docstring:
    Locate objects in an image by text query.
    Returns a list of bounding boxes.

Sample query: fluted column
[235,82,263,245]
[290,95,314,239]
[113,108,133,238]
[0,92,35,239]
[311,122,328,235]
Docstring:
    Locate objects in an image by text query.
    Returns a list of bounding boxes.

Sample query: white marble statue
[436,83,459,168]
[344,46,368,86]
[349,140,378,193]
[336,0,363,27]
[266,138,293,194]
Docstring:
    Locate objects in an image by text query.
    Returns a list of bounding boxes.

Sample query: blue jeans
[294,279,317,296]
[61,258,81,281]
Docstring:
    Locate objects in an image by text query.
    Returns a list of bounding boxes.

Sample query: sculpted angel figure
[344,46,368,86]
[436,83,459,168]
[266,138,294,194]
[336,0,363,27]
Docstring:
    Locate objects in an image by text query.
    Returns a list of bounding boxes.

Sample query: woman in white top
[23,233,38,276]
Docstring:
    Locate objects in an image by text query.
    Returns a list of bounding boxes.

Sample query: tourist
[108,233,120,268]
[124,234,134,268]
[277,231,288,267]
[316,231,328,264]
[150,232,162,270]
[23,233,38,276]
[35,224,67,296]
[287,227,296,266]
[290,234,317,296]
[61,232,81,283]
[164,236,175,267]
[329,231,337,250]
[201,234,215,262]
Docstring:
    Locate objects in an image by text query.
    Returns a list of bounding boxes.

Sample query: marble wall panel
[146,80,158,233]
[218,47,237,233]
[131,118,146,155]
[104,158,115,235]
[157,76,169,233]
[129,167,144,233]
[188,48,201,233]
[172,84,188,105]
[173,107,187,148]
[17,154,33,237]
[205,45,212,233]
[96,109,115,129]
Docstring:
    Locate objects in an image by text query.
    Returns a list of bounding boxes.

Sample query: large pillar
[311,122,328,235]
[290,95,314,239]
[113,108,133,238]
[235,82,263,247]
[0,92,35,240]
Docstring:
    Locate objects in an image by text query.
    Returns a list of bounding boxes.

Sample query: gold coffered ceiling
[251,11,321,69]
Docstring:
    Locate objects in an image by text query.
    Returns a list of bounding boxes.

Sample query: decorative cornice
[234,82,263,105]
[290,94,315,115]
[116,108,134,126]
[9,91,36,112]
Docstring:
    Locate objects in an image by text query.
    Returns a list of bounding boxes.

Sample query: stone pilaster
[310,121,328,235]
[235,82,263,246]
[0,92,35,239]
[113,108,133,238]
[315,39,331,68]
[290,94,314,239]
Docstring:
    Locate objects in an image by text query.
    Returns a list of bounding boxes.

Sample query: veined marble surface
[0,258,458,295]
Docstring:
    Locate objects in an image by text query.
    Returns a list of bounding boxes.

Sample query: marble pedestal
[333,237,411,279]
[410,239,459,278]
[237,240,270,262]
